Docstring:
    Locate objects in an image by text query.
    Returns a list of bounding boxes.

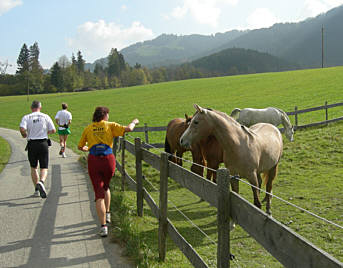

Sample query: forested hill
[218,4,343,68]
[120,30,246,67]
[115,4,343,69]
[189,48,297,75]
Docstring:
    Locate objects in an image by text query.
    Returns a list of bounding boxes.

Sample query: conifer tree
[16,44,30,74]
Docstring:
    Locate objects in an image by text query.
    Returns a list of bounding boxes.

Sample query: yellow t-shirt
[78,120,126,150]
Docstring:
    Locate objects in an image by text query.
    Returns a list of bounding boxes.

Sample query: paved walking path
[0,128,133,268]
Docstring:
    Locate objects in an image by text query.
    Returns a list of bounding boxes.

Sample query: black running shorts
[27,139,49,168]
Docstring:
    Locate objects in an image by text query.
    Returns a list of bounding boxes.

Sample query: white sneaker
[106,212,111,224]
[62,152,66,158]
[99,225,108,237]
[33,190,40,197]
[36,181,47,198]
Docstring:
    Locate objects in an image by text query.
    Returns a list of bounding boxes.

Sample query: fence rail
[130,101,343,145]
[114,136,343,268]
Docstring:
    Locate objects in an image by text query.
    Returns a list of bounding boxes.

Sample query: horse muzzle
[180,137,190,149]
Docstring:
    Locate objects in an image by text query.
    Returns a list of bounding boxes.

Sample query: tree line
[0,42,294,96]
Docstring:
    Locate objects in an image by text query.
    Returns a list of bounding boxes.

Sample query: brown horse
[165,114,223,181]
[164,115,205,175]
[180,104,283,215]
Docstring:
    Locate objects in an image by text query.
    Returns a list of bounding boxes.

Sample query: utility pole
[321,25,324,68]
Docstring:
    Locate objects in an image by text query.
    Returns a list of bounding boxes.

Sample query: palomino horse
[181,104,283,215]
[165,114,223,182]
[230,107,294,141]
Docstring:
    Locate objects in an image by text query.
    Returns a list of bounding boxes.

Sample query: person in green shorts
[55,103,72,158]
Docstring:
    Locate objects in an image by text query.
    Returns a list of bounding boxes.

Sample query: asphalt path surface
[0,128,133,268]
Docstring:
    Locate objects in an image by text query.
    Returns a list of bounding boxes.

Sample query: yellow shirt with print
[78,120,126,150]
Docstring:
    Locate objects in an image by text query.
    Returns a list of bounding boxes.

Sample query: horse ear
[194,104,204,113]
[185,113,189,120]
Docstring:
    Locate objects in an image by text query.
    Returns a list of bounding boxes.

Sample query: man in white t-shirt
[19,100,56,198]
[55,103,72,158]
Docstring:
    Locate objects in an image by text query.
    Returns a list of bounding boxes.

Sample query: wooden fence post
[144,123,149,144]
[135,138,144,217]
[325,101,328,122]
[294,106,298,129]
[217,168,231,268]
[113,137,119,157]
[159,152,169,262]
[121,135,126,191]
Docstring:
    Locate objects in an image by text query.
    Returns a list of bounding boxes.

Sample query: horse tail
[230,108,241,118]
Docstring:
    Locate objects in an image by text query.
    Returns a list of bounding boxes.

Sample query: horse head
[285,125,294,142]
[180,104,213,148]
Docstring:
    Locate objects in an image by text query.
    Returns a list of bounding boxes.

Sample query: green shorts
[58,128,71,135]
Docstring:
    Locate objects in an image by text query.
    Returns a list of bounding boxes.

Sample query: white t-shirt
[20,112,56,140]
[55,110,72,130]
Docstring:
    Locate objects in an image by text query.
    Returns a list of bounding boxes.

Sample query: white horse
[230,107,294,141]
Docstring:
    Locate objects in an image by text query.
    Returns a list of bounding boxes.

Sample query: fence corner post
[159,152,169,262]
[120,135,126,191]
[325,101,328,123]
[144,123,149,145]
[294,106,298,130]
[217,168,231,268]
[135,137,144,217]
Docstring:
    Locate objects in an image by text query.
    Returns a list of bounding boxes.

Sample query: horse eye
[193,121,199,125]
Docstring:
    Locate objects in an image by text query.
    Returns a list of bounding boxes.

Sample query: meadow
[0,66,343,267]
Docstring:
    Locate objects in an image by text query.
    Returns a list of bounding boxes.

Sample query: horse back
[239,108,281,127]
[250,123,283,160]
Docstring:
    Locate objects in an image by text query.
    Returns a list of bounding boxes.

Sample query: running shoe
[36,181,47,198]
[59,147,63,155]
[106,212,111,224]
[33,190,40,197]
[62,152,66,158]
[99,225,108,237]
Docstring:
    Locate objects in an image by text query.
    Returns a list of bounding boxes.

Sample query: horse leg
[249,173,262,209]
[265,165,278,216]
[176,151,183,166]
[230,178,239,193]
[257,173,262,194]
[190,145,204,177]
[207,160,219,183]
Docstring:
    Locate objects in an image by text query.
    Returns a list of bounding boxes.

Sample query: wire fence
[125,133,343,231]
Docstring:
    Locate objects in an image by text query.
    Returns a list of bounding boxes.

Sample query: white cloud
[0,0,22,16]
[170,0,238,27]
[246,8,278,29]
[67,20,154,61]
[304,0,343,16]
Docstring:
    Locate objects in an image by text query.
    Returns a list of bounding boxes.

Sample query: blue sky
[1,0,343,74]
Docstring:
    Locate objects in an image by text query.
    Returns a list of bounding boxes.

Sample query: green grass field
[0,136,11,173]
[0,66,343,267]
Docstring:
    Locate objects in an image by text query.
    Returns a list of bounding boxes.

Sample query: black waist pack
[47,139,52,146]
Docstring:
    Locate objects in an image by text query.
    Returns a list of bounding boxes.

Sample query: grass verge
[0,136,11,173]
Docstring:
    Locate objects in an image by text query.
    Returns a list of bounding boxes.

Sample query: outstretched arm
[125,119,139,132]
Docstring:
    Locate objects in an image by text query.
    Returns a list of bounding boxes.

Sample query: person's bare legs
[31,167,39,186]
[104,188,111,213]
[40,168,48,183]
[95,198,106,225]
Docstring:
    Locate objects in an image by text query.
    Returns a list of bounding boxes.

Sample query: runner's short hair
[62,103,68,110]
[31,100,41,109]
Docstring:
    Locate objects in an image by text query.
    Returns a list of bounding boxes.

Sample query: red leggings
[87,154,116,200]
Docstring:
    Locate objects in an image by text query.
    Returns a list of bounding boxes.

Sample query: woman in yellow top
[78,106,139,237]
